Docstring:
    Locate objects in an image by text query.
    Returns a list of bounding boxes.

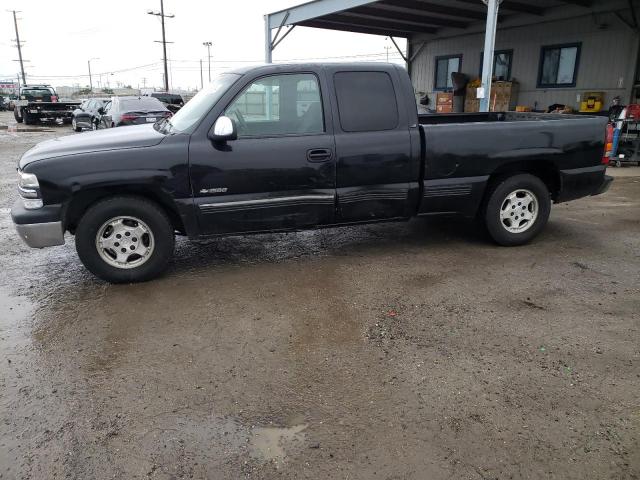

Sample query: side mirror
[98,107,105,115]
[208,116,237,142]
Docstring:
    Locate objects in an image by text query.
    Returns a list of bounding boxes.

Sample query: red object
[624,104,640,120]
[602,123,613,165]
[120,114,139,121]
[51,95,58,103]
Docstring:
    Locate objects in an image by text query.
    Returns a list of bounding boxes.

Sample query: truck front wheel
[75,196,175,283]
[483,174,551,246]
[14,107,23,123]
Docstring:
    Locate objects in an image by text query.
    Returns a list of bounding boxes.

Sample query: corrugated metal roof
[268,0,607,38]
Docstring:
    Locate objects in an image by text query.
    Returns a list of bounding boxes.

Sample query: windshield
[160,73,240,133]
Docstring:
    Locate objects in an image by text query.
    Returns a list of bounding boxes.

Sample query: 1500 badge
[200,187,228,194]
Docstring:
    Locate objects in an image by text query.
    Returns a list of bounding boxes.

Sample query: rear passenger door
[330,68,413,223]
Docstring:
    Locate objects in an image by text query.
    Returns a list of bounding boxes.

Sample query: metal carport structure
[264,0,622,112]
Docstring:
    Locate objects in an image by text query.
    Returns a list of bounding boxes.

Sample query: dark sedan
[100,96,171,128]
[71,98,109,132]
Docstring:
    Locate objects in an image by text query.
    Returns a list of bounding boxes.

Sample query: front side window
[538,43,581,88]
[225,73,323,137]
[434,55,462,90]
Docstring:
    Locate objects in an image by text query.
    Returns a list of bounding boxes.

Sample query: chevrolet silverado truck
[11,63,612,283]
[13,84,80,125]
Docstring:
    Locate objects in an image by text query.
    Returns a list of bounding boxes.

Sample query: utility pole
[384,45,392,63]
[203,42,212,82]
[147,0,174,92]
[10,10,27,84]
[199,59,204,89]
[87,58,99,91]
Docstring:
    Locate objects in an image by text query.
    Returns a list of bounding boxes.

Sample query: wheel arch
[63,186,186,236]
[485,160,560,202]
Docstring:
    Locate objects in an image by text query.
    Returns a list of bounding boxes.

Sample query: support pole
[480,0,501,112]
[200,59,204,89]
[88,60,93,91]
[264,15,272,63]
[160,0,169,92]
[12,11,26,85]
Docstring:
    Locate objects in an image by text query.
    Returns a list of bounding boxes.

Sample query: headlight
[17,171,43,209]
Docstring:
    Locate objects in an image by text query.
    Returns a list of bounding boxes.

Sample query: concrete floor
[0,111,638,479]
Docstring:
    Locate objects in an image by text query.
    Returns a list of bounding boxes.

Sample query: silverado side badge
[200,187,228,194]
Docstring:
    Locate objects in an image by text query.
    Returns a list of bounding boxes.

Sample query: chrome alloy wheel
[499,189,539,234]
[72,118,77,130]
[95,217,155,269]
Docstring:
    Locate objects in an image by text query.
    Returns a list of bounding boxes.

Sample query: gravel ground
[0,111,638,479]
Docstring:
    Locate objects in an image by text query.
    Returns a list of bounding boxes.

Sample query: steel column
[480,0,501,112]
[264,15,272,63]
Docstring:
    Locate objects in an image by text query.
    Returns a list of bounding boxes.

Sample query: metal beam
[267,0,377,29]
[561,0,593,6]
[456,0,544,16]
[272,25,296,50]
[299,19,413,37]
[500,1,545,15]
[264,15,272,63]
[480,0,501,112]
[328,11,450,30]
[351,5,470,28]
[409,41,426,62]
[319,14,438,33]
[389,36,407,62]
[382,0,488,21]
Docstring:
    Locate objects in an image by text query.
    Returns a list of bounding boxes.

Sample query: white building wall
[411,14,639,111]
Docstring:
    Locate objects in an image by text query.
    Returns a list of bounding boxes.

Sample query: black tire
[14,107,23,123]
[75,196,175,283]
[483,174,551,246]
[23,111,35,125]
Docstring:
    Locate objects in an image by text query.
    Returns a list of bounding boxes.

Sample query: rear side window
[120,98,165,111]
[333,71,399,132]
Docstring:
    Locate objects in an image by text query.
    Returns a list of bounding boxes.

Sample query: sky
[0,0,406,91]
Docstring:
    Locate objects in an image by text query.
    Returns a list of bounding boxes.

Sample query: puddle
[249,424,307,463]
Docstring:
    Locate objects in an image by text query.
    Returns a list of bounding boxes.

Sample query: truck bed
[416,111,609,216]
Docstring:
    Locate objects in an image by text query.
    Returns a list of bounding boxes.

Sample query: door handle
[307,148,332,163]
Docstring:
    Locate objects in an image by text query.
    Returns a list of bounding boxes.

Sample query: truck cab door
[188,72,336,236]
[329,68,414,222]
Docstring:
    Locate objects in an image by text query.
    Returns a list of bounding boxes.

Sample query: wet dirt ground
[0,111,638,479]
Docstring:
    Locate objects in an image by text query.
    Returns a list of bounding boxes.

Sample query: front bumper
[10,200,65,248]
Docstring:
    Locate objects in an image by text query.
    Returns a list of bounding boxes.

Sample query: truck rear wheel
[483,174,551,246]
[75,196,175,283]
[23,110,35,125]
[14,107,23,123]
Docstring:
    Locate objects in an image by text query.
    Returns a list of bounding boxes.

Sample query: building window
[538,43,581,88]
[434,55,462,90]
[479,50,513,81]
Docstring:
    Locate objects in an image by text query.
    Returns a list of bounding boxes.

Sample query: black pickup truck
[11,63,612,283]
[13,85,80,125]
